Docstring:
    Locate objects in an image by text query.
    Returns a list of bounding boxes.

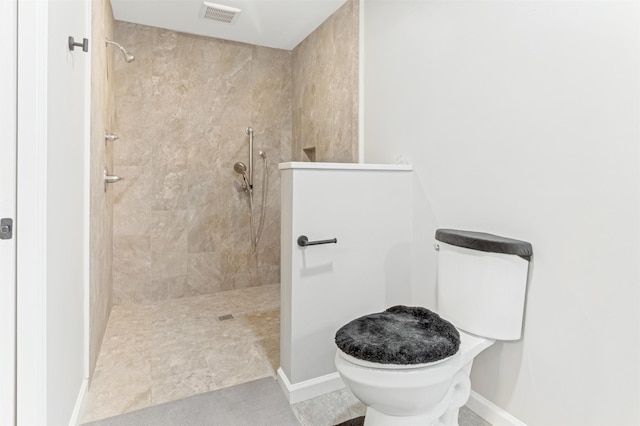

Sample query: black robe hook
[68,36,89,52]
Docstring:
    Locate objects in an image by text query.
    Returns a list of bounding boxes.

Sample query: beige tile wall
[89,0,115,377]
[112,22,291,304]
[110,0,358,305]
[291,0,359,163]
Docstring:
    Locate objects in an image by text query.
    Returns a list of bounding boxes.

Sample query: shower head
[233,162,247,175]
[105,38,135,63]
[123,51,136,63]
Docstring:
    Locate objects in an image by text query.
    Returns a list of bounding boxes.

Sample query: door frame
[0,0,17,424]
[15,0,50,423]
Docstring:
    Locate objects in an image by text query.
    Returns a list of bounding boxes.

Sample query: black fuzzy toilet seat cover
[335,306,460,365]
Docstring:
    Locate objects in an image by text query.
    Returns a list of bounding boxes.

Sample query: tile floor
[81,284,280,423]
[80,284,489,426]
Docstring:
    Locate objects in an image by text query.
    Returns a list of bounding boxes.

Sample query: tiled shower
[88,0,358,406]
[109,0,358,306]
[89,0,359,386]
[111,22,289,304]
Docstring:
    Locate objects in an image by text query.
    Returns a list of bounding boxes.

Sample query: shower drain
[218,314,234,321]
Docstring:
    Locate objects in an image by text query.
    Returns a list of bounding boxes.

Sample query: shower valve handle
[103,168,123,192]
[297,235,337,247]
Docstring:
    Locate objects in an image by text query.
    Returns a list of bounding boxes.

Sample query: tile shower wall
[292,0,359,163]
[112,22,291,304]
[89,0,115,376]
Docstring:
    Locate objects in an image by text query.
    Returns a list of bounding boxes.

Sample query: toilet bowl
[334,229,533,426]
[335,329,494,426]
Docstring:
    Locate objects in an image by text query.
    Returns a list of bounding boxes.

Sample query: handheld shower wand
[234,162,250,190]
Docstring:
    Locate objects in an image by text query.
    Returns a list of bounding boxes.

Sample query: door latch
[0,218,13,240]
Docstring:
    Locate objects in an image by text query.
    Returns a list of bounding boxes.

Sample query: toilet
[334,229,533,426]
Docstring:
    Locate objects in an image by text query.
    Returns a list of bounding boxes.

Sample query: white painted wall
[16,0,89,424]
[363,1,639,425]
[279,162,412,401]
[46,0,90,422]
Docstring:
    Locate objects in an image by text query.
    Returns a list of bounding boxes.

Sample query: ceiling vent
[199,2,241,24]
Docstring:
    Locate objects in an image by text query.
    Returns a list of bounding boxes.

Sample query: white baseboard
[276,368,345,404]
[467,390,527,426]
[69,378,88,426]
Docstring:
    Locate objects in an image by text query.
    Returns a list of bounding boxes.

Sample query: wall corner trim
[276,368,345,404]
[68,378,88,426]
[467,391,528,426]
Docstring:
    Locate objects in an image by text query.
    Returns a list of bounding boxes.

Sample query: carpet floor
[82,378,300,426]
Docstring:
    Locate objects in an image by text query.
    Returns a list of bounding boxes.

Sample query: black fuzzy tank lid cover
[436,229,533,260]
[335,306,460,365]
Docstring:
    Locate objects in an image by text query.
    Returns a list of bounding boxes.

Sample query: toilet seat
[336,329,494,372]
[335,305,461,365]
[337,348,456,370]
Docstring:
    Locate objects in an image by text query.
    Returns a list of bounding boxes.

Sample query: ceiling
[110,0,349,50]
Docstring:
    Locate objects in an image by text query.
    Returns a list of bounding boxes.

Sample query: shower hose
[249,154,268,255]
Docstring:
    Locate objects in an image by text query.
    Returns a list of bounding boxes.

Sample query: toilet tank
[435,229,532,341]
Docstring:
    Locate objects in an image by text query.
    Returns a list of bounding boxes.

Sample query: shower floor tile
[80,284,281,424]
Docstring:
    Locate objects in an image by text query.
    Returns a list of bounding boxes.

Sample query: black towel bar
[297,235,337,247]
